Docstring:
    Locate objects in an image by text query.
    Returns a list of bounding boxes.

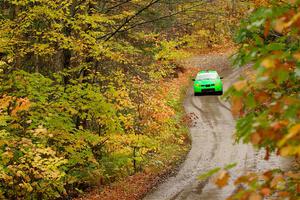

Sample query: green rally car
[193,70,223,96]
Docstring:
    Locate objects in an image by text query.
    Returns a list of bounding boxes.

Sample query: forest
[0,0,299,199]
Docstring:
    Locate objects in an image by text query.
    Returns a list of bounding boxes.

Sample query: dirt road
[143,53,291,200]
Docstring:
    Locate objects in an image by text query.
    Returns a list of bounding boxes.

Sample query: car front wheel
[194,92,202,96]
[217,91,223,95]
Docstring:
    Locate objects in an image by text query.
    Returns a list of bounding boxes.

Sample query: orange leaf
[271,121,283,130]
[231,96,243,117]
[11,98,31,117]
[249,193,262,200]
[251,132,262,145]
[270,102,282,114]
[293,52,300,61]
[263,171,273,180]
[264,19,271,38]
[254,92,270,104]
[234,175,249,185]
[263,129,277,140]
[261,188,271,196]
[278,191,290,197]
[215,170,230,188]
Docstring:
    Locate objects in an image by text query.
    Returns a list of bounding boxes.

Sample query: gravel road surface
[144,53,291,200]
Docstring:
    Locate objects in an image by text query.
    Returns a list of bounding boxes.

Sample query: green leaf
[198,167,221,180]
[224,163,237,170]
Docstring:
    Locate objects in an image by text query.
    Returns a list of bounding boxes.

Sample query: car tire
[194,92,198,96]
[218,91,223,95]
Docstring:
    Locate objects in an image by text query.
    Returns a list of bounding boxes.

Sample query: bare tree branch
[105,0,132,14]
[119,2,224,33]
[102,0,161,41]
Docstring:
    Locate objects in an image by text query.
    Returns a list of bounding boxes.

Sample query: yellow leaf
[278,124,300,147]
[233,80,247,91]
[293,52,300,61]
[274,18,286,33]
[261,58,275,69]
[279,146,294,156]
[270,175,284,189]
[285,172,300,179]
[249,193,262,200]
[0,95,12,109]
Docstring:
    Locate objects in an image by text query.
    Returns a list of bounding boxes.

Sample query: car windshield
[196,73,218,80]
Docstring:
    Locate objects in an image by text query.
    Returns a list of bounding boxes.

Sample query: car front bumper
[194,85,222,93]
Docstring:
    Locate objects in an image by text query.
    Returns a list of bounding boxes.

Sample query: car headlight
[195,84,200,86]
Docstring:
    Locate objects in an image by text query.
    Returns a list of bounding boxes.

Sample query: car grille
[201,84,215,87]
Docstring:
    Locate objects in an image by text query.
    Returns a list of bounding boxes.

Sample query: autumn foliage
[0,0,270,199]
[223,1,300,199]
[0,0,209,198]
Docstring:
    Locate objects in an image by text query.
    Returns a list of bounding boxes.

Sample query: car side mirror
[192,78,195,81]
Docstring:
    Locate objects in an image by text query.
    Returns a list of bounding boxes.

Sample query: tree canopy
[0,0,289,199]
[225,1,300,199]
[0,0,248,199]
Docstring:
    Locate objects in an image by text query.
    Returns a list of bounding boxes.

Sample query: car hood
[195,79,216,84]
